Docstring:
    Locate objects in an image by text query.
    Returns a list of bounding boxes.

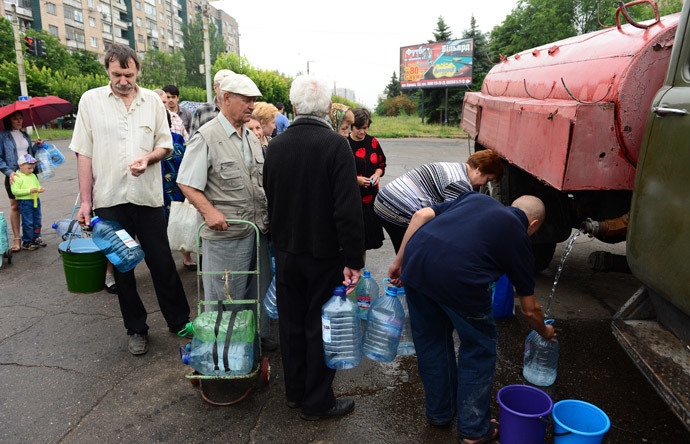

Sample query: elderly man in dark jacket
[263,75,364,421]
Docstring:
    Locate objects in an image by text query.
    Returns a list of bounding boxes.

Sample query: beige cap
[220,74,262,97]
[213,69,235,84]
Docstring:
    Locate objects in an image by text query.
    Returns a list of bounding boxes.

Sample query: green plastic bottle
[178,310,255,343]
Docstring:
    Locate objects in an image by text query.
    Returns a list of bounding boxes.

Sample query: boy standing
[10,154,45,251]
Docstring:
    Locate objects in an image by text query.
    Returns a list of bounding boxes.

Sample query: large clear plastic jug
[362,279,405,362]
[523,319,559,386]
[322,285,362,370]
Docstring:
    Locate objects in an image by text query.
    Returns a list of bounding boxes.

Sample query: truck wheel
[533,242,556,272]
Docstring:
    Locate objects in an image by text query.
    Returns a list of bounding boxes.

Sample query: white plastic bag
[167,200,199,254]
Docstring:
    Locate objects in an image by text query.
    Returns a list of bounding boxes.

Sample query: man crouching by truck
[388,191,555,443]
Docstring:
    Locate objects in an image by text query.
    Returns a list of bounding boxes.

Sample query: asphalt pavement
[0,137,687,443]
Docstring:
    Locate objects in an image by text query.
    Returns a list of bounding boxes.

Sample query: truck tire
[533,242,556,272]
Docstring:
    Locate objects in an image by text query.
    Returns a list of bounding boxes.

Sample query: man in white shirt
[70,44,190,356]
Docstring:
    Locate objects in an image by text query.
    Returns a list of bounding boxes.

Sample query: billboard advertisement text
[400,39,474,89]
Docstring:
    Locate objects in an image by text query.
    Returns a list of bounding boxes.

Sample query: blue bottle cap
[90,216,101,225]
[385,286,398,297]
[362,268,371,278]
[334,286,346,297]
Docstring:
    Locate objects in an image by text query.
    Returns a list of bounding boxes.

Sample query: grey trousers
[201,232,271,339]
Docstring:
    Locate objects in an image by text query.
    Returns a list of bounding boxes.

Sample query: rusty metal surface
[612,318,690,431]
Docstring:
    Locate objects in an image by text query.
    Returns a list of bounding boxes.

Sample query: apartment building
[1,0,239,60]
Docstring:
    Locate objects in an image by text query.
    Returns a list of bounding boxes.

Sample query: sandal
[460,420,499,444]
[11,239,21,253]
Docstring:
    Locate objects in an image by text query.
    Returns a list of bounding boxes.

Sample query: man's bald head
[512,195,545,236]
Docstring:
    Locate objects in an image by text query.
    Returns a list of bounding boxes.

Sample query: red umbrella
[0,96,74,131]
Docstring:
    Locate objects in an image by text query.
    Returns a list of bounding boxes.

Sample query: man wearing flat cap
[189,69,235,135]
[177,74,276,351]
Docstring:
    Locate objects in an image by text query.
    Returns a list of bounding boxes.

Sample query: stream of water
[544,230,583,318]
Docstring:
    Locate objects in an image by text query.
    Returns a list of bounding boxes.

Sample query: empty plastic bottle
[263,258,278,319]
[396,286,416,356]
[363,280,405,362]
[355,269,379,320]
[44,144,65,166]
[178,309,255,343]
[523,319,559,386]
[52,219,82,240]
[180,340,254,376]
[322,285,362,370]
[89,217,144,273]
[34,146,55,180]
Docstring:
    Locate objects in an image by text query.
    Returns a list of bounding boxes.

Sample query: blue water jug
[322,285,362,370]
[263,258,278,319]
[34,146,54,180]
[396,286,416,356]
[44,144,65,166]
[180,340,253,376]
[90,217,144,273]
[355,268,379,320]
[523,319,559,386]
[362,279,405,362]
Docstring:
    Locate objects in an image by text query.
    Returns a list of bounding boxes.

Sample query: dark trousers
[405,284,497,438]
[17,199,41,242]
[95,204,190,335]
[275,249,343,413]
[377,215,407,253]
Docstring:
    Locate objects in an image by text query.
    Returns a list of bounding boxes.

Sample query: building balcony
[4,1,33,18]
[63,0,82,9]
[114,35,129,45]
[64,18,85,30]
[102,32,114,42]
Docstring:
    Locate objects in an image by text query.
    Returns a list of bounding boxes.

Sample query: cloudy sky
[213,0,519,107]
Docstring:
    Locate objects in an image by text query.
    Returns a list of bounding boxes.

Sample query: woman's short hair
[254,102,279,125]
[467,149,504,181]
[289,75,331,118]
[2,111,23,130]
[352,108,372,128]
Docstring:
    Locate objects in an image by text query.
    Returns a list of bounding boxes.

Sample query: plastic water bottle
[322,285,362,370]
[396,286,416,356]
[34,146,55,180]
[180,340,254,376]
[363,279,405,362]
[263,258,278,319]
[44,144,65,165]
[355,268,379,320]
[52,219,82,240]
[523,319,559,386]
[178,309,255,343]
[89,217,144,273]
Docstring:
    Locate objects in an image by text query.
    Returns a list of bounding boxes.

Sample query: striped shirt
[373,162,471,226]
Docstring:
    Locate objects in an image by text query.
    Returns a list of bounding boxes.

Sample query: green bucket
[58,238,107,294]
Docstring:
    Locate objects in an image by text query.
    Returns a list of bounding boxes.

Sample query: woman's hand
[369,173,381,187]
[36,139,45,146]
[357,176,371,188]
[9,172,18,185]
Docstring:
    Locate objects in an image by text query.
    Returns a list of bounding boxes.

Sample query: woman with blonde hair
[253,102,279,153]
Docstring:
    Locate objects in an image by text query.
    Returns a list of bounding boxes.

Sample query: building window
[90,37,98,47]
[49,25,59,37]
[160,12,164,20]
[136,18,142,26]
[103,23,111,33]
[88,0,95,7]
[74,10,84,23]
[89,17,96,27]
[138,34,144,43]
[136,1,141,10]
[46,3,57,15]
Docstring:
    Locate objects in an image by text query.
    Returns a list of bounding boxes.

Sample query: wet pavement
[1,138,688,443]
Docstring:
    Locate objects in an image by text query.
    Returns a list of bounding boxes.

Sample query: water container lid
[58,238,101,253]
[385,286,398,296]
[334,285,346,296]
[181,351,191,365]
[90,216,102,226]
[362,268,371,278]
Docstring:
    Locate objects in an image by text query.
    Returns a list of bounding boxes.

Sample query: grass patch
[29,128,74,141]
[370,115,466,138]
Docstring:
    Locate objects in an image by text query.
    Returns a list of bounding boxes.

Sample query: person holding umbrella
[0,111,45,252]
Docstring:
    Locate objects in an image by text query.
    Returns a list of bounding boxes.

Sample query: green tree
[430,16,453,42]
[182,11,227,88]
[464,15,491,92]
[71,50,105,77]
[384,71,401,99]
[0,18,15,65]
[139,50,186,87]
[23,29,77,75]
[212,53,293,106]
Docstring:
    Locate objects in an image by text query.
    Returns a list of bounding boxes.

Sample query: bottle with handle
[362,278,405,362]
[89,216,144,272]
[523,319,559,386]
[355,268,379,320]
[34,145,55,180]
[44,144,65,166]
[396,286,416,356]
[177,309,255,343]
[263,258,278,319]
[52,219,82,240]
[180,340,254,376]
[322,285,362,370]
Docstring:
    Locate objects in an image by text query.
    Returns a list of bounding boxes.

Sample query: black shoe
[104,274,117,294]
[183,262,197,271]
[261,337,279,351]
[300,398,355,421]
[32,238,47,248]
[21,241,37,251]
[428,417,453,427]
[286,400,301,409]
[128,333,149,355]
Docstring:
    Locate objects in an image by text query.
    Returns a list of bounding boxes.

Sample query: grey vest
[197,117,269,240]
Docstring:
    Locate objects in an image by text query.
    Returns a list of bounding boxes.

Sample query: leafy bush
[376,94,415,117]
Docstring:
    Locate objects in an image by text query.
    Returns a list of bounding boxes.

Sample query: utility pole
[11,5,29,99]
[202,1,212,102]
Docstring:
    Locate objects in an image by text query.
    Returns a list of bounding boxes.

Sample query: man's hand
[77,202,92,226]
[542,324,557,341]
[203,207,228,231]
[343,267,361,294]
[128,156,150,176]
[388,257,403,285]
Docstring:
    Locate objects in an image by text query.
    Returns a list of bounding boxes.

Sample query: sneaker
[21,241,38,251]
[104,274,117,294]
[128,333,149,355]
[300,398,355,421]
[32,238,47,248]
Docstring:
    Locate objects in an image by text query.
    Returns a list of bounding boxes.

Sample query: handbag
[167,199,200,254]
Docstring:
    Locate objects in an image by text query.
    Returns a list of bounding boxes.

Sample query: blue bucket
[552,400,610,444]
[497,384,553,444]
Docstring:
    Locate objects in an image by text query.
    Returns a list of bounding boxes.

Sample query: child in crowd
[10,154,45,251]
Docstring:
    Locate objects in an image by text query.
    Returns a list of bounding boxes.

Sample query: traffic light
[36,39,47,57]
[24,36,37,56]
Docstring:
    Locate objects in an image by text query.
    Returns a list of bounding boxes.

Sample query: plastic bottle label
[357,295,371,309]
[115,229,139,248]
[322,317,332,343]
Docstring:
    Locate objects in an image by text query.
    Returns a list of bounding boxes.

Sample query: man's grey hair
[290,75,331,118]
[153,89,165,96]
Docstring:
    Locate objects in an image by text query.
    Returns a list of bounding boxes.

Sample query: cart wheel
[261,357,270,384]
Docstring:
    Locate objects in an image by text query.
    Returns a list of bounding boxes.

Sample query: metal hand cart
[0,212,11,268]
[184,219,270,405]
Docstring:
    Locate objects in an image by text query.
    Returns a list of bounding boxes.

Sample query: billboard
[400,38,473,89]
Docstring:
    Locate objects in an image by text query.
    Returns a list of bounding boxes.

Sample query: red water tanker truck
[462,1,689,429]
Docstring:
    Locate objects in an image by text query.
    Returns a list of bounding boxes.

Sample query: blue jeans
[17,199,41,243]
[405,284,497,439]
